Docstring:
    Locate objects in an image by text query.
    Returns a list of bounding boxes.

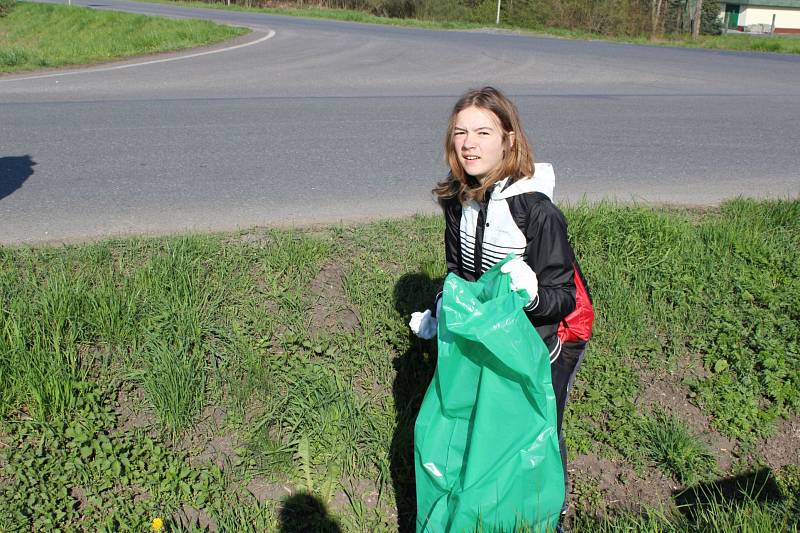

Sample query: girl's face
[452,106,512,181]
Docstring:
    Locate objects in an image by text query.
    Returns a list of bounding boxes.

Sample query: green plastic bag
[414,257,564,533]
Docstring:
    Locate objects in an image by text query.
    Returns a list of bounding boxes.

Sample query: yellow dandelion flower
[151,517,164,531]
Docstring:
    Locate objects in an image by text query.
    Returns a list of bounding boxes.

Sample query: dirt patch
[115,386,157,433]
[246,477,294,504]
[133,487,151,504]
[228,231,275,247]
[189,434,240,471]
[69,486,88,513]
[636,371,737,473]
[0,426,10,466]
[174,503,217,532]
[307,260,360,337]
[181,406,238,470]
[330,477,398,528]
[243,475,394,525]
[758,415,800,471]
[225,226,338,247]
[569,453,674,514]
[189,405,227,437]
[329,477,383,511]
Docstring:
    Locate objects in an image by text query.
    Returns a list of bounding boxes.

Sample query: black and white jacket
[442,163,576,362]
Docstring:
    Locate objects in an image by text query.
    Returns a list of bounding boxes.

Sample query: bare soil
[115,385,158,434]
[307,260,360,337]
[562,353,742,517]
[758,415,800,472]
[569,453,674,514]
[329,477,382,511]
[188,433,240,471]
[175,503,216,531]
[69,486,88,513]
[636,367,737,473]
[247,477,294,504]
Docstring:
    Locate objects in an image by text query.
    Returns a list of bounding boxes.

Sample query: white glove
[500,257,538,306]
[409,309,437,339]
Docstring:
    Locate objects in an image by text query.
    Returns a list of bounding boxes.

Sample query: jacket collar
[490,162,555,201]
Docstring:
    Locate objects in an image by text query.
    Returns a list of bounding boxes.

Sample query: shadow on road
[391,272,442,532]
[0,155,36,201]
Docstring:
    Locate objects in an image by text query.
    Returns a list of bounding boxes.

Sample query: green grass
[637,412,718,485]
[564,199,800,456]
[1,199,798,530]
[573,494,799,532]
[474,487,800,532]
[0,2,248,73]
[653,32,800,54]
[499,25,800,55]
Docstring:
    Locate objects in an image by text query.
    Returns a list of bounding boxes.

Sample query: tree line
[209,0,723,36]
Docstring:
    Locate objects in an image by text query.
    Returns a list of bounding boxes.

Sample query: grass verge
[644,32,800,54]
[0,2,248,73]
[0,199,798,531]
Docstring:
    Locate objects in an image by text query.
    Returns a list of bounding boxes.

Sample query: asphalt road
[1,1,799,243]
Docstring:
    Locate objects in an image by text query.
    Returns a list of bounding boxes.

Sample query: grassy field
[1,199,798,531]
[141,0,800,55]
[0,2,248,73]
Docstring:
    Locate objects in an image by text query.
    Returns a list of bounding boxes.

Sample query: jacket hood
[491,162,555,201]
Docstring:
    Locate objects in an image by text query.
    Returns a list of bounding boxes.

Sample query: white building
[722,0,800,33]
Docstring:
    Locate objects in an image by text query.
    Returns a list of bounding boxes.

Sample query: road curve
[1,0,799,243]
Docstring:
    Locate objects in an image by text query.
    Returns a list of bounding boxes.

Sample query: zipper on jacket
[473,200,487,276]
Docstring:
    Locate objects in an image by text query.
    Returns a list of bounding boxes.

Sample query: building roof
[738,0,800,8]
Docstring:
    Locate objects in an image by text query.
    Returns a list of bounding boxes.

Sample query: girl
[410,86,593,529]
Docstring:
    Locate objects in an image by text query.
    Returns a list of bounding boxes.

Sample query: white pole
[496,0,501,25]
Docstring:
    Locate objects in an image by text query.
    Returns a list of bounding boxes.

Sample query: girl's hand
[409,309,437,339]
[501,257,538,305]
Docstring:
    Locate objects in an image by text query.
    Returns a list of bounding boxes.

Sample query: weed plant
[1,199,798,530]
[636,412,718,485]
[0,3,247,73]
[0,382,273,531]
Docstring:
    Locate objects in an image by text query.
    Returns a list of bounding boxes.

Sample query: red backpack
[557,262,594,344]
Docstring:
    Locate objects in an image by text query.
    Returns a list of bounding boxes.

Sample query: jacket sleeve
[523,199,576,324]
[443,199,461,276]
[433,199,462,317]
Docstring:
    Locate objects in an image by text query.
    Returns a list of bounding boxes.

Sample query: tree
[692,0,703,38]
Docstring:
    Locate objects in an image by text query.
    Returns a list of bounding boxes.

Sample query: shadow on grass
[575,468,797,531]
[673,467,783,511]
[0,155,36,200]
[279,492,342,533]
[391,272,443,533]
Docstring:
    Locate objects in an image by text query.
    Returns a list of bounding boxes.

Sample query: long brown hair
[433,87,534,205]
